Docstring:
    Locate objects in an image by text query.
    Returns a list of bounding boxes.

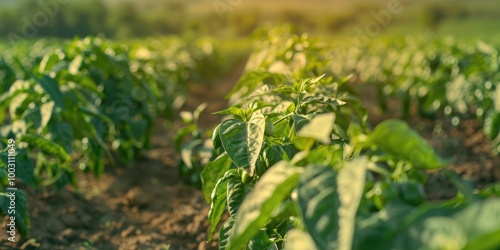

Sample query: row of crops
[189,27,500,249]
[1,26,500,249]
[0,36,247,237]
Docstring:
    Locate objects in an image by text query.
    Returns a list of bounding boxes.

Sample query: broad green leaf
[354,202,415,250]
[369,120,450,169]
[297,164,339,249]
[263,145,285,168]
[20,134,71,163]
[220,114,265,177]
[452,198,500,242]
[297,113,335,144]
[0,189,30,237]
[227,179,248,218]
[406,217,467,250]
[284,229,318,250]
[273,116,293,138]
[229,162,300,249]
[247,230,278,250]
[208,170,238,241]
[337,157,368,250]
[463,228,500,250]
[219,218,235,250]
[34,75,65,109]
[201,153,234,203]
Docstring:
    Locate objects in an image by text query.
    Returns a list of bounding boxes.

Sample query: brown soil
[2,68,499,250]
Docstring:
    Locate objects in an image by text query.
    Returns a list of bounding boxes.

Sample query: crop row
[0,36,242,238]
[195,26,500,249]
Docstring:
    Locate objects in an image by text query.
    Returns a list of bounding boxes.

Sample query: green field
[0,1,500,248]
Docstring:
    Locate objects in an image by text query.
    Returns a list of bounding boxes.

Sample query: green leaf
[20,134,71,162]
[337,157,368,250]
[484,111,500,141]
[463,228,500,250]
[201,153,234,203]
[283,229,318,250]
[292,114,310,134]
[406,216,467,250]
[208,170,238,241]
[369,120,450,169]
[263,145,285,168]
[219,217,236,250]
[300,95,346,108]
[227,179,248,218]
[33,75,64,109]
[479,183,500,197]
[220,114,265,177]
[297,164,339,249]
[452,198,500,243]
[297,113,335,144]
[310,74,326,84]
[354,202,415,250]
[129,117,149,147]
[247,230,278,250]
[214,107,251,121]
[229,162,300,249]
[0,189,30,237]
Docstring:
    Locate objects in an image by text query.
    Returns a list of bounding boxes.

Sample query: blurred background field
[0,0,499,39]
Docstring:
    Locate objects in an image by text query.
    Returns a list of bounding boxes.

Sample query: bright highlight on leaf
[297,113,335,144]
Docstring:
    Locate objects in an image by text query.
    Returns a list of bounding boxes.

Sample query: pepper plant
[202,28,500,250]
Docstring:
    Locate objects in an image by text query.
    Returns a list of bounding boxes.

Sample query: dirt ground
[2,70,499,250]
